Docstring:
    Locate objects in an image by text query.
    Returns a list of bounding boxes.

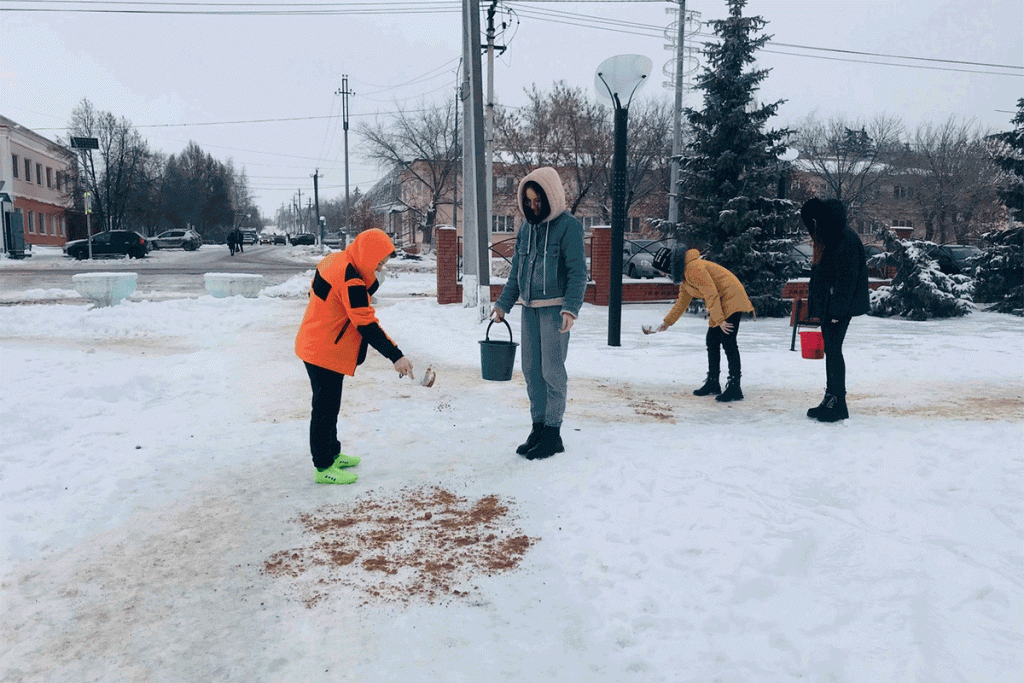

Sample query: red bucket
[799,330,825,360]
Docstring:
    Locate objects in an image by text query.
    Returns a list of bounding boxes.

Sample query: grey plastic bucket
[479,319,519,381]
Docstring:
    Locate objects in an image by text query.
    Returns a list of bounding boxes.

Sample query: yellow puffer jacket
[663,249,754,328]
[295,229,403,376]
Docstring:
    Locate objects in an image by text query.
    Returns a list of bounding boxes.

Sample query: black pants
[706,312,743,379]
[304,362,344,469]
[821,317,851,396]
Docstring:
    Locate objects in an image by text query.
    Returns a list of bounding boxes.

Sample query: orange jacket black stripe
[295,229,403,376]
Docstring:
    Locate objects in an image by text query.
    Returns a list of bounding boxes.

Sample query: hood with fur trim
[517,167,567,223]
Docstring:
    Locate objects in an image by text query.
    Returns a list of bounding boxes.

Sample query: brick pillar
[436,227,460,305]
[591,225,611,306]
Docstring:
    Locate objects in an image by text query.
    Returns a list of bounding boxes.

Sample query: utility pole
[296,189,304,232]
[484,0,505,246]
[312,169,322,248]
[462,0,490,318]
[668,0,687,225]
[336,76,355,237]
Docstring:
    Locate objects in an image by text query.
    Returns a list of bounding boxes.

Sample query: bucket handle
[485,318,515,343]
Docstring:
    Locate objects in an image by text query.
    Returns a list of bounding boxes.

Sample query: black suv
[63,230,149,260]
[925,243,982,276]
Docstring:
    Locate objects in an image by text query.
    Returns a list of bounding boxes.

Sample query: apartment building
[0,115,74,251]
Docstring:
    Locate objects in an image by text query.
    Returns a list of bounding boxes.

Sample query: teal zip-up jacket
[494,167,588,318]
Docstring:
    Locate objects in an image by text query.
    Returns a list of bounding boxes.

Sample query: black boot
[807,392,832,419]
[816,393,849,422]
[524,426,564,460]
[693,375,722,396]
[715,375,743,402]
[516,422,544,455]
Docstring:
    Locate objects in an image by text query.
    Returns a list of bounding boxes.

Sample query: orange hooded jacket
[294,229,403,376]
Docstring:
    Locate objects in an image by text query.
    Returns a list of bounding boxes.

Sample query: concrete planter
[72,272,138,307]
[204,273,264,298]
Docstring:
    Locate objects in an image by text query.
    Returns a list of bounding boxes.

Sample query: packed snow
[1,253,1021,682]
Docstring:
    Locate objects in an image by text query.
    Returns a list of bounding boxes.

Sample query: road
[0,244,317,298]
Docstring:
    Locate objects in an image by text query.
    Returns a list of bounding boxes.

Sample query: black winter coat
[808,225,870,320]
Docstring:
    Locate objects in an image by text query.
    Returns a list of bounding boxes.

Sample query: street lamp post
[595,55,652,347]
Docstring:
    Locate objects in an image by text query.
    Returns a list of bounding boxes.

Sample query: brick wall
[435,224,676,306]
[436,227,461,304]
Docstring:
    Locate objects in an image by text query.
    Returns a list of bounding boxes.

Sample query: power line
[6,0,1020,73]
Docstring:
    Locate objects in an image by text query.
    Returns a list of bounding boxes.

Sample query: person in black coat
[800,197,870,422]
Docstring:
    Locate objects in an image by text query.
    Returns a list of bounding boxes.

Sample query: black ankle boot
[816,393,849,422]
[693,375,722,396]
[807,392,832,419]
[525,426,564,460]
[516,422,544,455]
[715,375,743,402]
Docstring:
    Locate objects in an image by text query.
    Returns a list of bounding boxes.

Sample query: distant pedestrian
[227,228,239,256]
[294,228,415,484]
[648,245,754,402]
[800,197,869,422]
[491,167,588,460]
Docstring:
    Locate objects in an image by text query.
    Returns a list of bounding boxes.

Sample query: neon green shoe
[315,467,358,485]
[332,453,361,469]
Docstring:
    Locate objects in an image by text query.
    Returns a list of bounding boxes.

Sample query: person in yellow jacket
[295,229,414,484]
[649,246,754,402]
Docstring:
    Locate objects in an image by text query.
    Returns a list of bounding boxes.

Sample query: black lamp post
[596,55,652,347]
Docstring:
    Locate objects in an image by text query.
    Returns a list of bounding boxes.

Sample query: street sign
[70,137,99,149]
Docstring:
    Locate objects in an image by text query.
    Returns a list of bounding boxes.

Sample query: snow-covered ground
[1,260,1021,683]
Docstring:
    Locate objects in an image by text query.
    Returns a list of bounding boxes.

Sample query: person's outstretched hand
[394,357,414,380]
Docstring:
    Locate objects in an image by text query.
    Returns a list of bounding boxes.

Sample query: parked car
[289,233,316,246]
[272,234,287,245]
[788,242,814,277]
[241,230,259,245]
[926,243,982,276]
[623,239,671,279]
[323,232,344,248]
[149,228,202,251]
[63,230,149,260]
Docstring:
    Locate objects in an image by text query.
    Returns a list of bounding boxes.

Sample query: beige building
[363,160,665,254]
[0,115,74,252]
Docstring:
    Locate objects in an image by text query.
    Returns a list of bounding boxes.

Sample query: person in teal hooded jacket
[492,167,588,460]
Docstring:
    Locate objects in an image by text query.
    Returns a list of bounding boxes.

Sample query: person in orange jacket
[295,228,414,484]
[649,246,754,402]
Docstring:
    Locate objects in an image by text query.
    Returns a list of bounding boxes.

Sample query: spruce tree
[973,225,1023,315]
[869,230,974,320]
[990,98,1024,223]
[972,100,1024,315]
[678,0,798,316]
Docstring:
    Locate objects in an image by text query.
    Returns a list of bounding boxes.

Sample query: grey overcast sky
[2,0,1021,218]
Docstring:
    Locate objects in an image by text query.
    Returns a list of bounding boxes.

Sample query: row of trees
[358,7,1012,315]
[357,84,675,247]
[64,99,263,243]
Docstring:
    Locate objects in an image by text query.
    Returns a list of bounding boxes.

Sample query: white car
[149,229,202,251]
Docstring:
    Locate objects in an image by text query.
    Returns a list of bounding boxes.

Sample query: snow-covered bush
[869,229,974,321]
[973,225,1023,315]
